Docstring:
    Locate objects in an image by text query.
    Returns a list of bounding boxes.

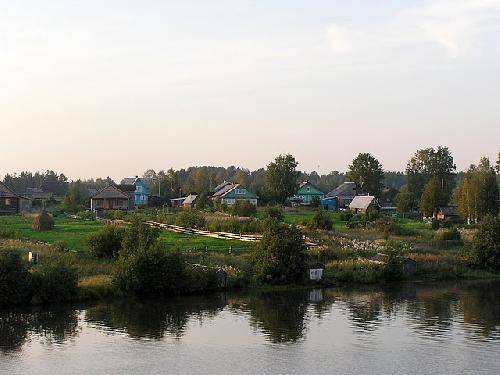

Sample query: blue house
[120,177,151,207]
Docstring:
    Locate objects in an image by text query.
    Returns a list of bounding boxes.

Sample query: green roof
[296,182,324,196]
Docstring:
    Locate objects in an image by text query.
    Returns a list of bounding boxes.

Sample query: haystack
[32,211,54,231]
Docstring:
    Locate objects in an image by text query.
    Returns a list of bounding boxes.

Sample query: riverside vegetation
[1,205,499,306]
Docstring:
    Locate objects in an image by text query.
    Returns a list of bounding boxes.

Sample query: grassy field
[0,215,247,253]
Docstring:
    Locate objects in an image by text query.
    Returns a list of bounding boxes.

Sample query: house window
[236,189,245,195]
[137,186,142,192]
[5,198,11,206]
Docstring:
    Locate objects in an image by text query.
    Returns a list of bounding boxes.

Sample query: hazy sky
[1,0,499,181]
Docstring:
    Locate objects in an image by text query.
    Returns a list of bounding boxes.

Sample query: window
[236,189,245,195]
[5,198,11,206]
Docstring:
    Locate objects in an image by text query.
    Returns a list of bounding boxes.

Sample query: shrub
[122,218,161,255]
[0,252,32,305]
[32,211,54,231]
[308,210,333,230]
[31,261,78,303]
[383,241,404,280]
[431,219,440,230]
[231,200,257,217]
[251,221,308,284]
[434,228,461,241]
[339,211,353,222]
[113,247,187,295]
[87,224,125,258]
[106,210,125,220]
[471,215,500,270]
[176,210,206,229]
[263,206,284,222]
[53,240,68,252]
[0,228,21,239]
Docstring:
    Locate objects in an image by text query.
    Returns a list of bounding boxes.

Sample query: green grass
[0,215,247,253]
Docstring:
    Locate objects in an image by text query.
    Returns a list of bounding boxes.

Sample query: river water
[1,280,499,375]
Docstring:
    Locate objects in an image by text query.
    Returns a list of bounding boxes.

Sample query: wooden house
[293,182,324,205]
[211,181,258,207]
[182,194,198,208]
[349,195,380,214]
[170,197,186,208]
[0,181,21,214]
[324,182,358,210]
[90,185,131,212]
[120,177,151,207]
[436,206,460,222]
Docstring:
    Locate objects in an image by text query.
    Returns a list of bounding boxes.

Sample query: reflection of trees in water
[0,306,79,353]
[241,290,310,344]
[85,295,226,340]
[460,281,500,338]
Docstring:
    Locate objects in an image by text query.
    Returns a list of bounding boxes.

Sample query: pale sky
[1,0,499,181]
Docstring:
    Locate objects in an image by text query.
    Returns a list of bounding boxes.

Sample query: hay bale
[32,211,54,231]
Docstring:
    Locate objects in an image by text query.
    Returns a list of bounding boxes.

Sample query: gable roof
[212,182,239,198]
[223,185,258,200]
[213,181,232,193]
[183,194,198,205]
[327,182,357,198]
[92,185,130,200]
[0,181,18,198]
[120,177,152,188]
[349,195,377,210]
[296,181,324,195]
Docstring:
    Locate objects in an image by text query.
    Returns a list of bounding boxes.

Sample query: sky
[1,0,499,181]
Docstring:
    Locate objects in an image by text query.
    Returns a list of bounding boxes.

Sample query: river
[1,280,499,375]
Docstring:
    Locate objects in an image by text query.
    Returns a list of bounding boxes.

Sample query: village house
[210,181,258,207]
[120,177,151,207]
[293,181,324,206]
[322,182,359,211]
[0,181,32,214]
[182,194,198,209]
[170,197,186,208]
[436,206,460,222]
[349,195,380,214]
[90,185,132,213]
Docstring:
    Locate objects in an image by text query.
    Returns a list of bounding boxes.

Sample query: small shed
[349,195,380,214]
[307,262,325,281]
[170,197,186,208]
[216,268,228,289]
[401,258,417,276]
[182,194,198,209]
[321,196,338,211]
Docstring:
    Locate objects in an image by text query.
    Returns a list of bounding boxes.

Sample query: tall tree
[419,177,441,217]
[455,157,499,224]
[265,154,300,204]
[346,153,384,197]
[395,185,412,218]
[406,146,456,208]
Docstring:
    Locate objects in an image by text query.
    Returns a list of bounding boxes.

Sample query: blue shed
[321,196,338,211]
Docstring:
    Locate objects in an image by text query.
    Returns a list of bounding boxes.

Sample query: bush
[122,218,161,254]
[231,200,257,217]
[471,215,500,270]
[383,241,404,280]
[176,210,206,229]
[434,228,461,241]
[113,247,187,295]
[0,228,21,239]
[251,221,308,284]
[431,219,440,230]
[263,206,284,222]
[308,210,333,230]
[32,211,54,231]
[87,224,125,258]
[0,252,32,305]
[339,211,353,222]
[106,210,125,220]
[31,261,78,303]
[53,240,68,252]
[372,218,414,237]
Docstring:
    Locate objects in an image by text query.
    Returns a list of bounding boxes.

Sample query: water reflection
[0,306,79,353]
[0,280,499,353]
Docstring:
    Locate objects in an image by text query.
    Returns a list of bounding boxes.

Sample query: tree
[496,151,500,174]
[63,181,89,211]
[121,217,161,255]
[406,146,456,207]
[346,153,384,197]
[251,221,308,284]
[419,177,441,217]
[471,215,500,270]
[265,154,300,204]
[395,186,412,218]
[455,157,499,224]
